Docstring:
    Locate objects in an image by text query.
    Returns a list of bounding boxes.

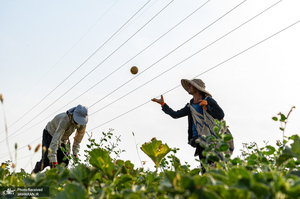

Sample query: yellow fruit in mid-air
[130,66,138,75]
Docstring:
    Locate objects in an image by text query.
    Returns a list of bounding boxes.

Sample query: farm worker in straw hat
[152,79,233,173]
[32,104,88,173]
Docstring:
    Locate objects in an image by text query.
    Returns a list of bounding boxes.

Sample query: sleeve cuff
[48,155,57,163]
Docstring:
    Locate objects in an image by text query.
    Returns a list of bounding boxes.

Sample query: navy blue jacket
[161,97,224,142]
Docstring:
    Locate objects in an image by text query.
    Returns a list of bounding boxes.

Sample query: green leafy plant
[1,107,300,198]
[84,129,125,166]
[140,137,172,171]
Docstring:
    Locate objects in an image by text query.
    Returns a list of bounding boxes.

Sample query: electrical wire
[88,0,283,116]
[1,0,274,143]
[0,0,174,144]
[3,16,299,163]
[88,0,247,112]
[112,0,161,39]
[0,0,151,136]
[0,0,153,142]
[88,19,300,132]
[5,0,121,115]
[88,0,215,109]
[0,0,283,161]
[0,0,294,162]
[2,0,211,143]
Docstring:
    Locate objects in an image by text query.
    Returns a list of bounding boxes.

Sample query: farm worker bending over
[32,104,88,173]
[152,79,233,173]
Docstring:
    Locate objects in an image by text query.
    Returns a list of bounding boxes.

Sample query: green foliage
[89,148,116,180]
[140,138,172,171]
[84,129,125,165]
[1,107,300,198]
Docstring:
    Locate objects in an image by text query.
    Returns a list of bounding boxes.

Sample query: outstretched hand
[151,95,165,106]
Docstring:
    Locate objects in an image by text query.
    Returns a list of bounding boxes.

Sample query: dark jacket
[161,97,224,142]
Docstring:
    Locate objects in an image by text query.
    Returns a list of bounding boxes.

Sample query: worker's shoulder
[54,112,70,122]
[206,96,218,104]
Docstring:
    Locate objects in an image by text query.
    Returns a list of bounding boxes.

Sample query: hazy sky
[1,0,300,172]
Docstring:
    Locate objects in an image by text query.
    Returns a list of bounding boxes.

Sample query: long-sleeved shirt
[161,97,224,142]
[45,113,86,162]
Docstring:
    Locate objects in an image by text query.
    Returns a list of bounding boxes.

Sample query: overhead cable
[12,0,210,139]
[89,0,247,113]
[0,0,289,159]
[88,19,300,132]
[0,0,152,142]
[5,0,121,115]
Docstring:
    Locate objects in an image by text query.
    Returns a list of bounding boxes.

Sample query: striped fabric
[190,104,234,160]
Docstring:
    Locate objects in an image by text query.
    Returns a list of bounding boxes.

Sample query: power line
[88,0,247,112]
[0,0,293,161]
[5,0,121,115]
[65,0,211,109]
[2,0,272,142]
[3,15,299,164]
[88,0,282,116]
[0,0,152,142]
[0,0,150,135]
[88,19,300,132]
[3,0,211,142]
[1,0,174,144]
[0,0,282,160]
[112,0,160,39]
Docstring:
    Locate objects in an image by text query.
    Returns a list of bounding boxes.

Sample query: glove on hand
[199,100,208,110]
[151,95,165,106]
[51,162,58,168]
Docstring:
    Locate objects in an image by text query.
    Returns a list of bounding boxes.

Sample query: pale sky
[1,0,300,172]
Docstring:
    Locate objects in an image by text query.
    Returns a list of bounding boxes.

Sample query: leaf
[250,182,269,198]
[227,168,252,187]
[54,182,85,199]
[180,175,194,190]
[214,126,219,133]
[249,154,257,160]
[280,113,287,122]
[291,135,300,156]
[247,160,256,166]
[223,134,233,142]
[70,164,97,188]
[276,148,294,167]
[208,154,220,162]
[223,188,250,199]
[272,117,278,121]
[231,157,241,165]
[89,148,116,179]
[260,157,269,164]
[189,168,201,176]
[140,138,171,169]
[287,184,300,198]
[114,174,133,187]
[263,145,275,155]
[208,170,232,186]
[115,160,135,175]
[219,143,229,152]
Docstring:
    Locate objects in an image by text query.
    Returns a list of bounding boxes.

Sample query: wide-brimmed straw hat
[181,79,212,97]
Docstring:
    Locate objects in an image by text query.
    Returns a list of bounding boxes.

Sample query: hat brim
[181,79,212,97]
[73,113,88,125]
